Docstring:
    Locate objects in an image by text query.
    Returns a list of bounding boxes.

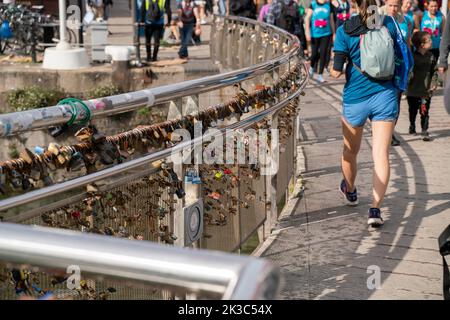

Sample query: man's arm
[439,11,450,72]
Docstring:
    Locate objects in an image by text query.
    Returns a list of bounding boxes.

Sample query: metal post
[78,0,84,44]
[56,0,70,50]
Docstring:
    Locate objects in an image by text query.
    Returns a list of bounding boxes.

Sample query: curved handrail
[0,80,308,212]
[0,15,301,137]
[0,222,280,299]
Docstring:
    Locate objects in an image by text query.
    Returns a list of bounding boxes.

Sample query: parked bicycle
[0,3,77,59]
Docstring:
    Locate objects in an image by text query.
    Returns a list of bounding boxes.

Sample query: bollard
[105,46,136,93]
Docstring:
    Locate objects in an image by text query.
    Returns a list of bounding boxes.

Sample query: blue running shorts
[342,89,399,128]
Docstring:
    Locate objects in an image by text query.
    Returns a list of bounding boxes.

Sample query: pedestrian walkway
[258,78,450,299]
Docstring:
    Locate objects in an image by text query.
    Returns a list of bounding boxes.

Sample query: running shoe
[339,179,358,206]
[317,74,326,83]
[409,125,416,135]
[422,131,431,141]
[391,134,401,146]
[367,207,384,227]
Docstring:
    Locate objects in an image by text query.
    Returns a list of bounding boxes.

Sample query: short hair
[412,31,430,50]
[428,0,439,4]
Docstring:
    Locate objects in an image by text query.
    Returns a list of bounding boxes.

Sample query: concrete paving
[259,77,450,300]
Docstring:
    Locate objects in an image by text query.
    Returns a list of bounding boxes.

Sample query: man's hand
[330,69,342,78]
[178,21,183,28]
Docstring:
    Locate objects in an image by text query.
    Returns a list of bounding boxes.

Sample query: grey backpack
[354,26,395,80]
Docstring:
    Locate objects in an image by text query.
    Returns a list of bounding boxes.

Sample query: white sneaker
[317,74,326,83]
[200,19,207,25]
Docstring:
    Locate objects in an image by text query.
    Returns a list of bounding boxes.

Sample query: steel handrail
[0,74,308,213]
[0,15,301,137]
[0,222,279,299]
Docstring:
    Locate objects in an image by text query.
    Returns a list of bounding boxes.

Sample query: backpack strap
[352,34,365,75]
[389,15,403,40]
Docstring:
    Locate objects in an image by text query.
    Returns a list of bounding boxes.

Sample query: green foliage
[85,83,122,100]
[8,143,19,159]
[6,86,66,112]
[137,107,150,117]
[5,84,123,112]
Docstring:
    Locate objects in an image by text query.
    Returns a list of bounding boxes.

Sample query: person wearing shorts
[331,0,401,227]
[194,0,207,23]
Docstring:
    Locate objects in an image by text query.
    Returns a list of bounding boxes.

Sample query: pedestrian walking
[331,0,406,227]
[142,0,172,62]
[407,31,438,141]
[305,0,335,83]
[419,0,445,60]
[177,0,200,59]
[103,0,113,21]
[399,0,414,45]
[331,0,351,29]
[383,0,412,147]
[194,0,207,24]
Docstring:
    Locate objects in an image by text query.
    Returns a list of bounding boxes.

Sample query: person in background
[305,0,335,83]
[142,0,172,62]
[438,5,450,75]
[326,0,350,73]
[178,0,200,59]
[259,0,273,22]
[266,0,308,56]
[399,0,414,44]
[227,0,257,19]
[419,0,445,60]
[194,0,207,24]
[331,0,351,29]
[217,0,227,15]
[383,0,408,147]
[90,0,105,20]
[103,0,113,21]
[406,31,438,141]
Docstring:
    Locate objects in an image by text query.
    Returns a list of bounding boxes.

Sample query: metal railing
[0,222,279,299]
[0,15,307,300]
[0,16,300,137]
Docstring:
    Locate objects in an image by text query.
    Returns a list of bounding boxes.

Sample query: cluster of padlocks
[0,61,304,300]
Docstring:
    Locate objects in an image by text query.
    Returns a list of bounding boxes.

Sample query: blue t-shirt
[333,17,399,104]
[310,1,332,38]
[420,10,444,49]
[398,15,413,40]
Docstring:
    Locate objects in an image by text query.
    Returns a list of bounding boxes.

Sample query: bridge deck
[259,78,450,300]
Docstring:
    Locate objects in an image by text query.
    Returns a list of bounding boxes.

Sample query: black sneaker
[368,208,384,227]
[422,131,431,141]
[391,134,401,146]
[339,179,358,206]
[409,125,416,135]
